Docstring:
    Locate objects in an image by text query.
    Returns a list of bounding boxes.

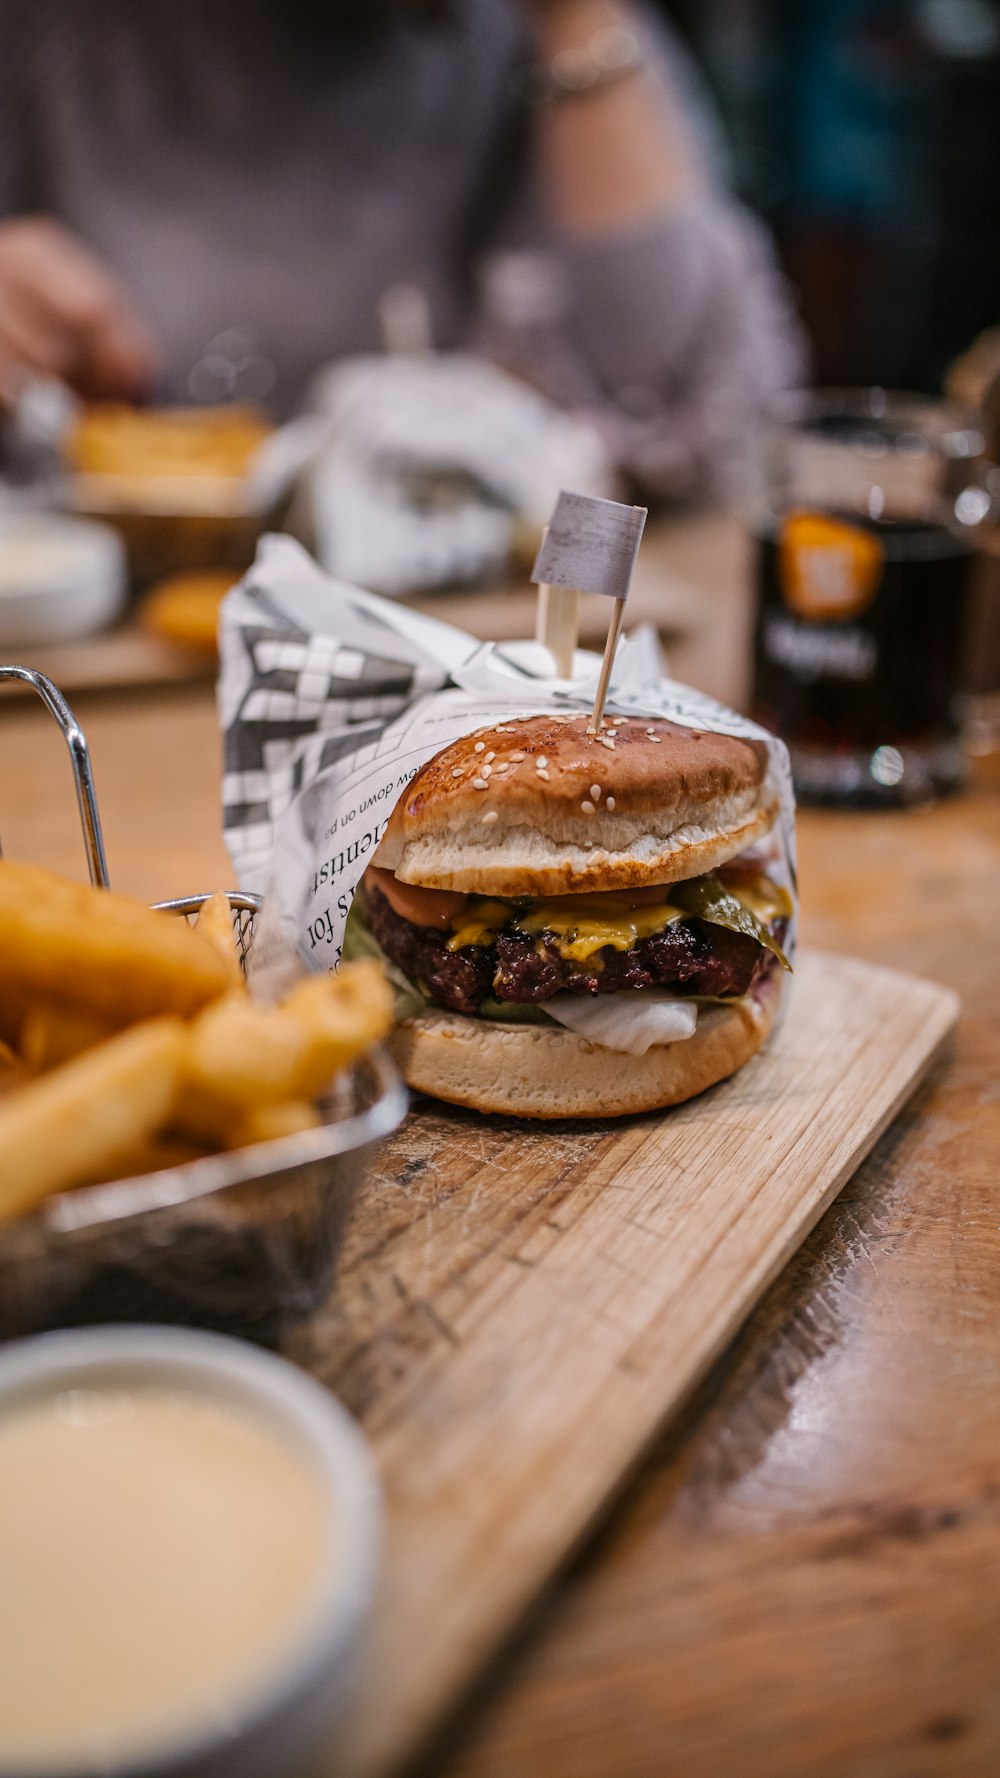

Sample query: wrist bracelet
[522,24,646,105]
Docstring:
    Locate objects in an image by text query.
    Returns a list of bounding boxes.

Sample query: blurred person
[0,0,803,500]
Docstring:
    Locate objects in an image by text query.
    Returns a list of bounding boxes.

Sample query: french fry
[0,1040,25,1099]
[182,996,316,1117]
[73,1133,215,1190]
[19,1001,118,1072]
[0,861,233,1023]
[0,1018,187,1224]
[0,861,391,1222]
[172,1093,321,1152]
[195,891,245,989]
[0,983,28,1050]
[139,571,236,654]
[280,961,394,1091]
[183,960,393,1111]
[222,1101,321,1149]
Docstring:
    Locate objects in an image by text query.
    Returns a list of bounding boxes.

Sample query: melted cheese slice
[442,871,791,962]
[447,901,513,952]
[516,895,684,963]
[543,991,698,1054]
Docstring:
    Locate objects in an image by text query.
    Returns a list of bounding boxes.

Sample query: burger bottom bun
[389,972,782,1119]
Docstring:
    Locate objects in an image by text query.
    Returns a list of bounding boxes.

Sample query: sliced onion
[543,990,698,1056]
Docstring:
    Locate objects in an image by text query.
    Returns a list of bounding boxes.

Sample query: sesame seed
[650,736,662,743]
[580,800,595,815]
[611,717,626,726]
[472,777,488,790]
[474,742,486,753]
[510,752,525,762]
[590,784,602,800]
[482,810,499,824]
[494,762,510,773]
[537,768,550,781]
[536,756,548,768]
[485,751,495,763]
[451,767,463,778]
[599,736,615,751]
[606,796,616,811]
[482,764,492,778]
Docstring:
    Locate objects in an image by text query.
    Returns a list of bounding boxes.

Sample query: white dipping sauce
[0,1385,333,1770]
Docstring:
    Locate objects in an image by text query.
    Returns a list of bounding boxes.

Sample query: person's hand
[522,0,631,24]
[522,0,646,78]
[0,216,157,403]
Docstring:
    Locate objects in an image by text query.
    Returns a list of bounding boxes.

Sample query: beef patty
[364,885,773,1016]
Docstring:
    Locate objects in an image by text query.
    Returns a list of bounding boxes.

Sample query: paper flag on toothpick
[530,491,648,728]
[530,491,647,601]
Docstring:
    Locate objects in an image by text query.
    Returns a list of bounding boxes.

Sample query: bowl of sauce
[0,1326,379,1778]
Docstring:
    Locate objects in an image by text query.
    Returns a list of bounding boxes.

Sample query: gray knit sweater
[0,0,804,498]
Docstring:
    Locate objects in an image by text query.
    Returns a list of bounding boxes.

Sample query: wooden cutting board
[290,948,959,1778]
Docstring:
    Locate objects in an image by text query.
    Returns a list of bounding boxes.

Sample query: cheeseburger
[344,712,793,1117]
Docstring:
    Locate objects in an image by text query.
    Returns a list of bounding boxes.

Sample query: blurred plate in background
[0,512,126,649]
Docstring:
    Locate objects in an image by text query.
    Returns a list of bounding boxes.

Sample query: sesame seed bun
[389,971,781,1119]
[376,713,774,897]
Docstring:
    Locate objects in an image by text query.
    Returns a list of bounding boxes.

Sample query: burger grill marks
[361,868,791,1016]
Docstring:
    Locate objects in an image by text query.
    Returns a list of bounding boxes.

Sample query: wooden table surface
[9,512,754,714]
[1,517,998,1778]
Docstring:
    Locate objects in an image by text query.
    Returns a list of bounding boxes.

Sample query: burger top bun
[376,712,775,897]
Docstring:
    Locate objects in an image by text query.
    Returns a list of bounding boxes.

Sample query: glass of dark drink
[749,390,989,805]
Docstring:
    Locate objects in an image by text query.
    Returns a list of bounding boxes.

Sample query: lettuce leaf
[343,901,556,1025]
[342,900,428,1021]
[476,997,555,1026]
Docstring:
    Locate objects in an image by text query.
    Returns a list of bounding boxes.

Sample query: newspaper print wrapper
[220,536,797,996]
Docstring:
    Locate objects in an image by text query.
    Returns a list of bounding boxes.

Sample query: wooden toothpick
[533,526,580,678]
[587,596,627,732]
[531,494,647,698]
[536,581,580,679]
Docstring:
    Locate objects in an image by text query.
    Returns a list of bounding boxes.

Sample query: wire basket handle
[0,666,110,888]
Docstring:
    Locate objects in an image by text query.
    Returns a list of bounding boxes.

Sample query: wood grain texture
[2,536,996,1778]
[1,615,216,697]
[0,513,751,712]
[440,757,1000,1778]
[0,686,231,903]
[283,952,957,1778]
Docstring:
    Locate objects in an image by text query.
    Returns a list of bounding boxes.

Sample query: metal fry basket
[0,665,406,1345]
[153,892,262,972]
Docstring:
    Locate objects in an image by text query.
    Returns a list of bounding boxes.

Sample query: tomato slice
[364,866,468,930]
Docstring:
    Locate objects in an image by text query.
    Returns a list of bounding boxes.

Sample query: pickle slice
[670,874,792,971]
